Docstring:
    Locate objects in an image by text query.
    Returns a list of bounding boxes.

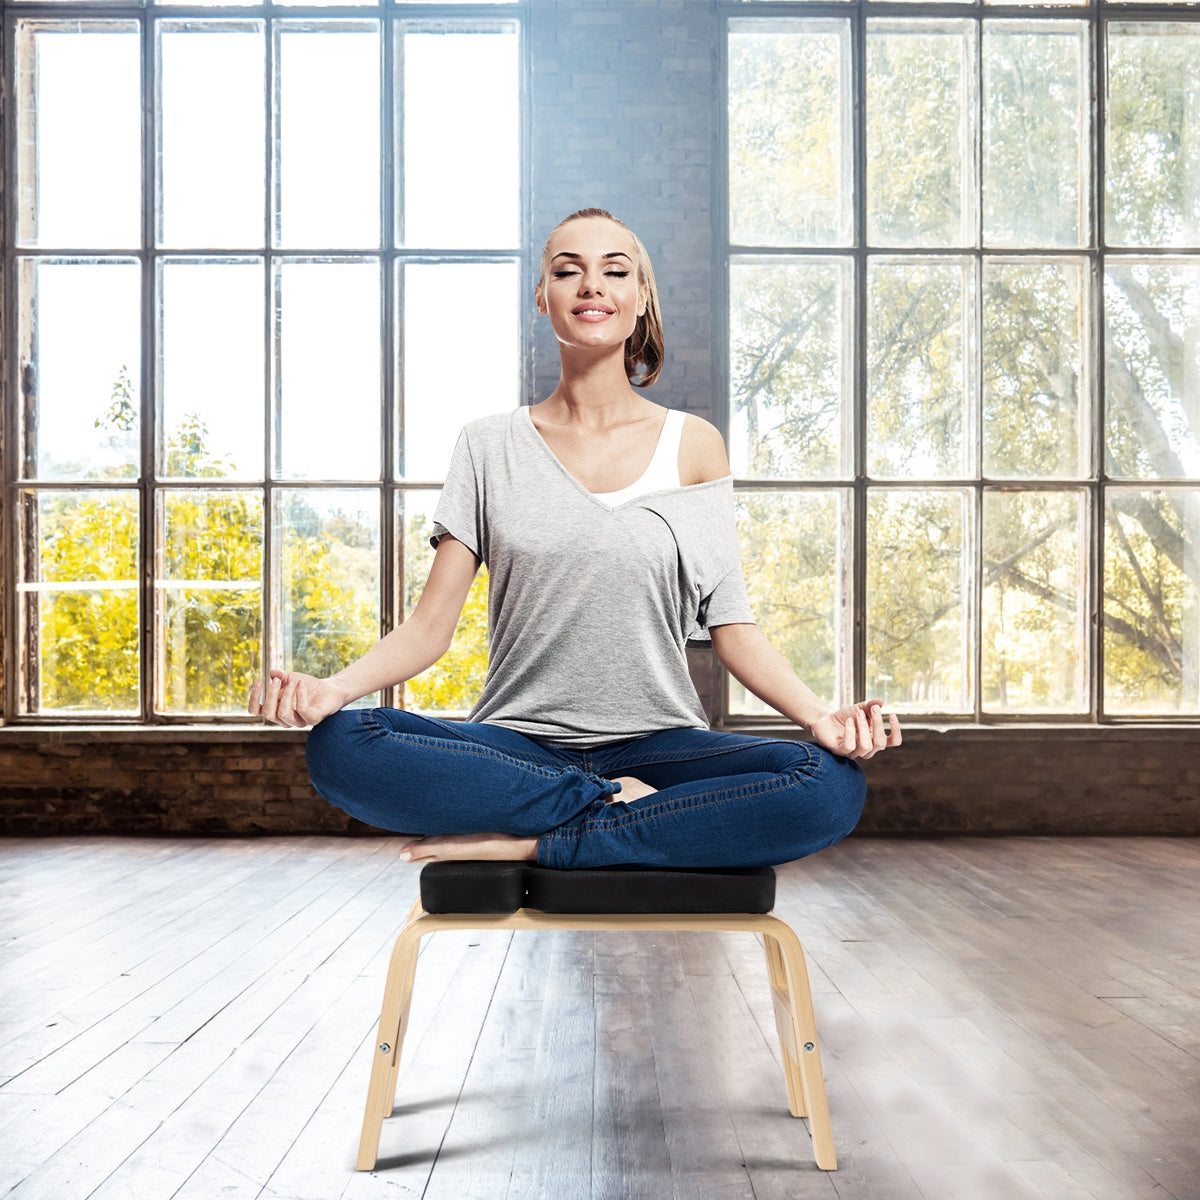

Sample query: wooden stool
[356,862,837,1171]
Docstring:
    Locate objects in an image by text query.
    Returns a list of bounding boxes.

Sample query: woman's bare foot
[606,776,659,804]
[399,832,539,863]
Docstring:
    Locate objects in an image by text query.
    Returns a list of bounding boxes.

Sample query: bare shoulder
[679,413,731,486]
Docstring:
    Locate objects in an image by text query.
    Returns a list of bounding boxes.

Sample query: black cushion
[419,861,526,914]
[419,861,775,915]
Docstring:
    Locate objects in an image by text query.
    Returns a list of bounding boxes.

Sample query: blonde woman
[250,209,900,867]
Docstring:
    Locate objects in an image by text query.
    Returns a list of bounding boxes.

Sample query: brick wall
[0,732,353,835]
[528,0,719,416]
[3,725,1199,836]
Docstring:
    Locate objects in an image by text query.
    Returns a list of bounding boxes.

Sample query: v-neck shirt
[430,406,754,747]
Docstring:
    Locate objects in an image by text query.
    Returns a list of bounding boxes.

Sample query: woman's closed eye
[552,268,630,280]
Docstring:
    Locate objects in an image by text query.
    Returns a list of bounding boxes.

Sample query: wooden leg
[356,903,425,1171]
[763,932,808,1117]
[762,920,837,1171]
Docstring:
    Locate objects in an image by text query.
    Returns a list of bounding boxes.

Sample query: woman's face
[537,217,648,356]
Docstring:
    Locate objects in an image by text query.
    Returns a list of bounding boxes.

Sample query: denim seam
[541,762,822,846]
[357,709,592,784]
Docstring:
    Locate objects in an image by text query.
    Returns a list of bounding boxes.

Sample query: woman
[249,208,901,867]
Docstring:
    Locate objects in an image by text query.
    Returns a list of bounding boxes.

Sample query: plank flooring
[1,836,1197,1200]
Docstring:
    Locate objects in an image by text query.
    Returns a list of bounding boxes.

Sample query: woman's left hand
[807,700,901,760]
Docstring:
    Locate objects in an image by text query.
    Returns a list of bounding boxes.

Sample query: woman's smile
[572,303,616,321]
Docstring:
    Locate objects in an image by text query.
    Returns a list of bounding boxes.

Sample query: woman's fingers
[853,706,873,758]
[870,702,887,751]
[255,670,293,726]
[261,672,283,723]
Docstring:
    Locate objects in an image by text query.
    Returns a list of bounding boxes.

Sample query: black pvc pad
[419,861,775,915]
[419,861,526,914]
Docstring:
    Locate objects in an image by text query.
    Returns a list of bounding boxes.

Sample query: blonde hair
[538,208,664,388]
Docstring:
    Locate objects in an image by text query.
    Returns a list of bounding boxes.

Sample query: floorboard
[1,835,1197,1200]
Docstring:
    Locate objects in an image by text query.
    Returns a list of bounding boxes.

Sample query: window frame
[1,0,530,726]
[718,0,1200,727]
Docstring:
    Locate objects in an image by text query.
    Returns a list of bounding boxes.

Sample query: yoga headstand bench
[356,861,837,1172]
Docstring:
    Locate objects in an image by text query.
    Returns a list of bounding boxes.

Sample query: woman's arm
[710,622,901,759]
[249,534,481,727]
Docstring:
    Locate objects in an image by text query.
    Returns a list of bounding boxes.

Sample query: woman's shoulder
[678,414,731,486]
[451,408,527,458]
[459,408,524,438]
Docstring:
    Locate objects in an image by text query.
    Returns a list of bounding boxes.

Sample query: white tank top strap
[591,408,685,506]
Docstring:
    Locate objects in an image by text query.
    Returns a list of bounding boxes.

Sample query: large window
[4,2,522,720]
[727,2,1200,722]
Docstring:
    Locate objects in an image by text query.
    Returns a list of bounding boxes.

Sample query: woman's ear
[535,285,546,315]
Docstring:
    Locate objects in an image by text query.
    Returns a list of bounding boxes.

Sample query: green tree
[401,512,489,713]
[37,408,491,715]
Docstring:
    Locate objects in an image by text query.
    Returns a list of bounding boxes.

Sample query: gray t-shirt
[431,407,755,747]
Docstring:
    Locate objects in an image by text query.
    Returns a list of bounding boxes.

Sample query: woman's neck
[542,347,649,427]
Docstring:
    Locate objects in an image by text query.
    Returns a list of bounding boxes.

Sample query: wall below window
[2,725,1198,836]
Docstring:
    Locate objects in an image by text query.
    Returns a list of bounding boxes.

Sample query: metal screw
[803,1042,815,1053]
[379,1043,391,1054]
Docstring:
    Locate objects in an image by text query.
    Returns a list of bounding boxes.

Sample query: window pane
[1106,24,1200,248]
[867,20,975,249]
[400,27,520,249]
[867,489,973,712]
[730,257,853,479]
[400,491,488,714]
[277,24,380,249]
[867,257,972,480]
[983,21,1088,248]
[983,258,1086,479]
[732,490,850,713]
[16,22,141,248]
[19,259,141,481]
[983,489,1087,713]
[159,24,266,249]
[401,261,519,478]
[160,261,265,479]
[277,490,380,704]
[1106,488,1200,714]
[158,490,262,714]
[23,490,140,713]
[728,20,852,247]
[277,261,381,480]
[1105,260,1200,480]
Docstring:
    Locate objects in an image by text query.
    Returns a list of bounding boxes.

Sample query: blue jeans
[305,708,866,869]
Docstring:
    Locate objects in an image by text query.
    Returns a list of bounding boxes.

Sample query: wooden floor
[0,837,1197,1200]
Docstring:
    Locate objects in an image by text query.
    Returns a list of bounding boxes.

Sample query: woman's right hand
[248,669,348,728]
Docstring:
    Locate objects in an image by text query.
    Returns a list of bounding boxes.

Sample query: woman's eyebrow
[550,251,633,262]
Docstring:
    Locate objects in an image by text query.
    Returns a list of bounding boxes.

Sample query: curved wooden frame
[356,900,837,1172]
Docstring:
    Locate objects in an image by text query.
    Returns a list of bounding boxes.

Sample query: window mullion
[1091,11,1106,721]
[263,21,278,702]
[141,17,157,722]
[381,18,397,708]
[852,2,868,710]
